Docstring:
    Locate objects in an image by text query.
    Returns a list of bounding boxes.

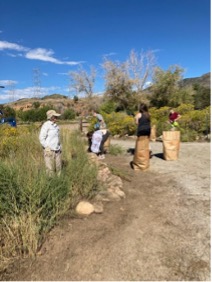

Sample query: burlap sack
[150,125,156,141]
[133,136,150,171]
[103,136,111,153]
[163,131,180,160]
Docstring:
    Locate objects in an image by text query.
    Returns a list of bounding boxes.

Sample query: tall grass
[0,126,99,272]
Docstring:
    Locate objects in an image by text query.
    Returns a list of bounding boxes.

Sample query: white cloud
[25,48,63,64]
[26,48,81,65]
[0,40,82,65]
[0,40,29,52]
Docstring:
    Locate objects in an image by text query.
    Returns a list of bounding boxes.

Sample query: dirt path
[2,140,210,281]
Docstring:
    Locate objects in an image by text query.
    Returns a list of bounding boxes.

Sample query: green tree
[193,83,210,109]
[99,100,117,114]
[2,106,16,118]
[149,65,184,108]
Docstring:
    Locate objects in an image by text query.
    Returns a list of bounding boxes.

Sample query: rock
[94,193,111,202]
[114,189,126,198]
[107,175,123,189]
[87,153,99,165]
[93,202,104,213]
[97,166,111,182]
[76,201,94,215]
[87,150,125,203]
[107,188,122,201]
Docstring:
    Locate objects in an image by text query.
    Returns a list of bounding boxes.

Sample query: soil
[1,139,210,281]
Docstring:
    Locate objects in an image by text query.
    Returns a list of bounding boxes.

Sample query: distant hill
[180,72,210,88]
[4,72,210,114]
[142,72,210,95]
[42,94,68,100]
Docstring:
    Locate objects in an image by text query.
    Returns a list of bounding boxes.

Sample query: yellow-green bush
[180,106,210,136]
[87,105,209,141]
[105,112,136,136]
[175,103,194,114]
[87,112,136,136]
[149,104,210,140]
[149,106,170,136]
[0,125,32,158]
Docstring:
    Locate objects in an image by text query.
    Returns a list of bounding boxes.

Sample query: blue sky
[0,0,210,103]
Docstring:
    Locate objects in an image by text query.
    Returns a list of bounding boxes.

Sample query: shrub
[100,100,117,114]
[105,112,136,136]
[17,106,52,122]
[149,106,170,136]
[73,95,79,103]
[149,104,210,140]
[0,125,29,158]
[62,108,76,120]
[109,144,124,156]
[175,104,194,114]
[180,106,210,136]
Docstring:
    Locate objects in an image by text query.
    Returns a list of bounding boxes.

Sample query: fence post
[79,117,83,132]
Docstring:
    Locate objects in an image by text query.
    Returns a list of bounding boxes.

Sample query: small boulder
[76,201,94,215]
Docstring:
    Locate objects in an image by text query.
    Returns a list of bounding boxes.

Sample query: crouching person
[39,109,62,176]
[88,124,110,160]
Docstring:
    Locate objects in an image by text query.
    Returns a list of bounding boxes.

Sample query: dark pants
[87,131,93,152]
[99,131,110,154]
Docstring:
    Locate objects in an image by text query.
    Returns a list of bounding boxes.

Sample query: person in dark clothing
[130,103,152,171]
[135,103,151,137]
[134,103,152,160]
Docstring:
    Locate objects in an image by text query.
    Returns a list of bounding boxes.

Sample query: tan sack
[163,131,180,160]
[103,136,111,153]
[150,125,156,141]
[133,136,150,171]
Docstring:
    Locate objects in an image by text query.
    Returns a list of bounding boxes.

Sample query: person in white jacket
[89,124,110,160]
[39,109,62,176]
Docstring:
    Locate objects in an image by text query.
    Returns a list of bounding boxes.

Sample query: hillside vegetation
[4,72,210,115]
[1,71,210,142]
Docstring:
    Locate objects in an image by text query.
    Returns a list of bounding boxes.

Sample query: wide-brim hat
[47,110,61,119]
